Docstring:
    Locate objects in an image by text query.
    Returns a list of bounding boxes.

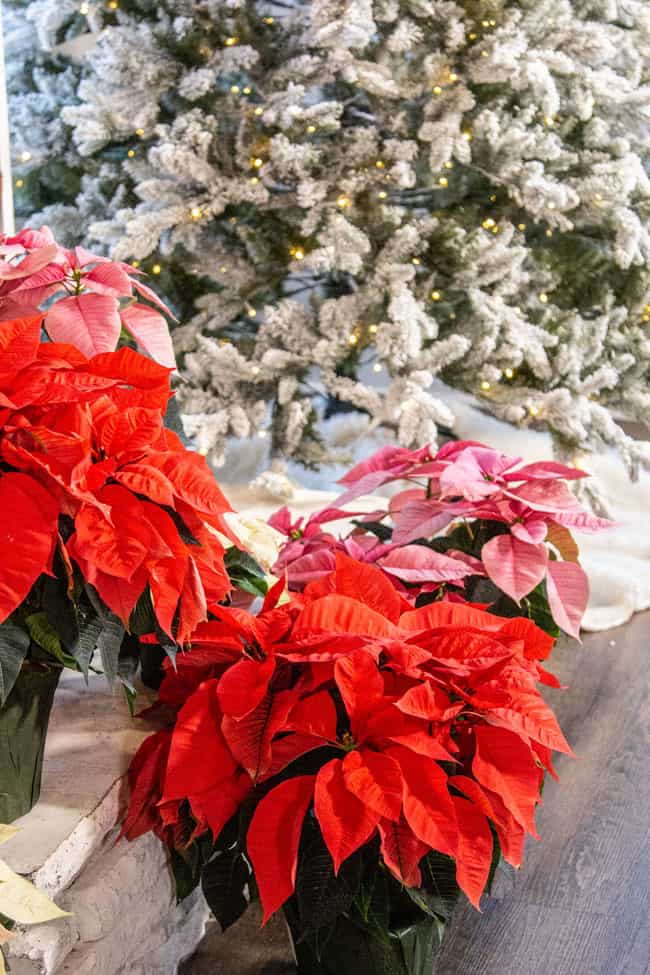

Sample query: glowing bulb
[489,19,497,26]
[307,124,317,133]
[243,86,252,95]
[431,290,442,301]
[543,116,554,127]
[20,151,32,162]
[131,260,140,269]
[251,157,264,168]
[152,264,162,275]
[348,333,359,346]
[378,191,388,199]
[529,404,540,417]
[251,365,261,375]
[539,292,549,304]
[412,257,421,265]
[439,176,449,187]
[247,307,256,318]
[189,207,202,221]
[481,50,489,58]
[462,130,473,141]
[518,223,526,231]
[293,248,305,261]
[250,176,259,184]
[198,446,209,456]
[258,429,268,438]
[489,194,497,202]
[433,86,443,95]
[108,0,118,9]
[368,324,378,334]
[337,195,351,208]
[127,149,135,158]
[80,1,90,13]
[373,362,383,373]
[263,16,274,24]
[230,85,241,94]
[482,218,496,229]
[219,266,227,273]
[504,367,515,379]
[480,381,491,391]
[448,72,459,82]
[230,216,238,225]
[225,36,238,46]
[491,225,500,234]
[254,107,264,116]
[375,160,385,169]
[469,33,478,40]
[135,128,145,137]
[482,20,490,27]
[548,201,556,210]
[15,178,24,188]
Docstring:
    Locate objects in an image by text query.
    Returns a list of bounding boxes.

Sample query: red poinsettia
[123,554,571,924]
[0,314,233,644]
[0,225,175,366]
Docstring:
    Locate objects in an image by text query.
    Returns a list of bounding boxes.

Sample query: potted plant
[0,260,240,821]
[120,549,576,973]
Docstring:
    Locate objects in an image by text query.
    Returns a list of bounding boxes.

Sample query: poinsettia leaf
[396,917,443,975]
[0,623,30,704]
[481,534,548,603]
[294,819,365,941]
[315,759,382,874]
[452,794,493,910]
[44,293,122,357]
[472,726,540,835]
[25,612,72,667]
[418,850,461,921]
[120,303,176,369]
[247,775,316,923]
[96,613,126,684]
[201,844,252,932]
[545,560,589,640]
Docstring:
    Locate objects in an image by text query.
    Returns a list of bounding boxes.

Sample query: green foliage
[201,844,252,932]
[224,547,268,598]
[0,623,30,705]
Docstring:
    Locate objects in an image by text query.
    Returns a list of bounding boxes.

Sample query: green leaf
[224,547,268,597]
[201,844,252,931]
[0,624,30,705]
[395,918,443,975]
[295,822,364,940]
[96,615,126,684]
[70,617,103,679]
[413,852,460,923]
[25,613,67,665]
[129,587,157,637]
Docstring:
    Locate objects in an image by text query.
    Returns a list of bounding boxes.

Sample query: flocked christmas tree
[11,0,650,490]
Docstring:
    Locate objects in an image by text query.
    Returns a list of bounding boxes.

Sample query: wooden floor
[183,612,650,975]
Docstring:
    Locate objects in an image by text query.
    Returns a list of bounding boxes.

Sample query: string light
[518,223,526,231]
[230,85,241,94]
[250,176,259,184]
[307,124,317,133]
[219,266,227,273]
[336,194,351,208]
[131,260,140,269]
[431,290,442,301]
[368,324,378,334]
[469,32,478,40]
[251,157,264,168]
[480,381,491,391]
[439,176,449,187]
[546,229,554,237]
[258,429,268,438]
[135,128,145,137]
[462,130,473,141]
[375,160,385,169]
[539,292,549,304]
[482,218,496,229]
[481,50,489,58]
[79,2,90,13]
[243,87,252,95]
[489,193,497,202]
[290,246,305,260]
[15,179,24,188]
[152,264,162,275]
[412,257,421,265]
[229,216,238,225]
[198,446,209,456]
[529,404,540,417]
[348,333,359,345]
[107,0,118,9]
[373,362,383,373]
[449,312,456,320]
[444,161,454,170]
[378,190,388,199]
[247,306,256,318]
[448,72,459,83]
[548,201,556,210]
[190,206,202,220]
[503,367,515,379]
[225,36,238,46]
[20,151,32,162]
[127,149,135,158]
[543,116,554,127]
[433,86,443,95]
[254,107,264,116]
[263,16,274,24]
[491,225,500,234]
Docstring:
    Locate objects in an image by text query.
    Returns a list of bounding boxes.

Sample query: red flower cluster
[124,553,571,921]
[0,315,233,642]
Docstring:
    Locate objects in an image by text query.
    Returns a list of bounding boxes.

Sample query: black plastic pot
[0,662,61,822]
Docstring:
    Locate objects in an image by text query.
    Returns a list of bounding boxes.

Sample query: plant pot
[284,905,442,975]
[0,662,61,823]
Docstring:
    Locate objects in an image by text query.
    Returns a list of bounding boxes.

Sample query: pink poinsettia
[271,441,612,639]
[0,226,175,367]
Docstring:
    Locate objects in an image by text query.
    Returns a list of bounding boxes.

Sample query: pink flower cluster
[270,441,612,639]
[0,226,175,367]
